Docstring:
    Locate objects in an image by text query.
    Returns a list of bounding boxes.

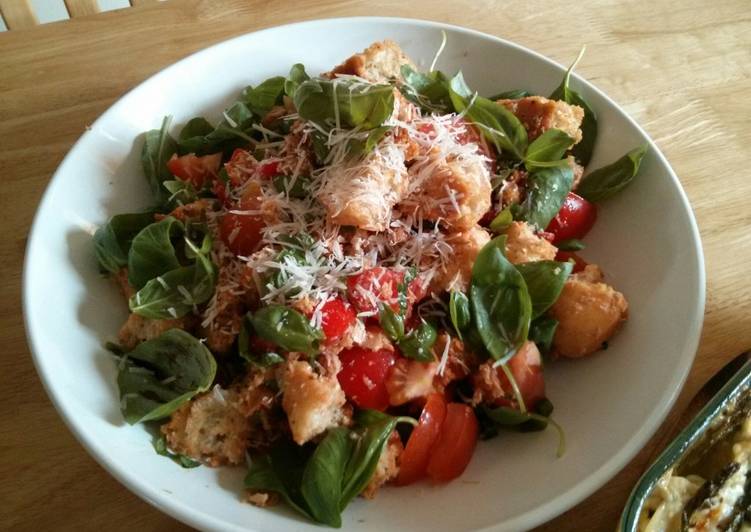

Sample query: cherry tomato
[396,394,447,486]
[545,192,597,243]
[258,160,281,179]
[337,347,397,411]
[555,250,588,273]
[219,212,264,256]
[346,267,405,315]
[224,149,257,186]
[166,153,222,188]
[498,341,545,410]
[426,403,479,483]
[319,297,356,343]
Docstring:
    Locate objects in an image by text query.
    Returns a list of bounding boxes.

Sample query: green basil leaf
[489,88,532,100]
[301,427,353,527]
[153,435,201,468]
[162,179,199,210]
[340,410,397,507]
[397,321,437,362]
[516,261,573,319]
[285,63,310,97]
[141,116,178,203]
[176,117,215,155]
[469,236,532,362]
[556,238,586,251]
[93,212,155,274]
[489,207,513,233]
[576,144,648,202]
[449,76,528,160]
[516,164,574,230]
[250,305,323,355]
[378,305,405,342]
[272,174,310,199]
[117,329,216,424]
[529,317,559,356]
[549,49,598,166]
[243,76,286,116]
[238,314,284,368]
[524,128,575,170]
[399,65,452,113]
[449,291,471,340]
[294,78,395,131]
[346,125,392,157]
[127,217,183,289]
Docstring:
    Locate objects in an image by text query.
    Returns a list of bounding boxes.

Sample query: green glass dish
[619,357,751,530]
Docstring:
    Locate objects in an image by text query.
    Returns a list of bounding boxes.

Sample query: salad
[94,39,643,526]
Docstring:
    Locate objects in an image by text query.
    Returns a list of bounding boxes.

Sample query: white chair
[0,0,155,30]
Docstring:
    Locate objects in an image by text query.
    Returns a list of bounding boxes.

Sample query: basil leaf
[141,116,178,203]
[378,305,405,342]
[550,50,598,166]
[127,217,183,289]
[117,329,216,424]
[250,305,323,355]
[285,63,310,97]
[529,316,558,356]
[177,117,215,155]
[524,128,575,170]
[516,164,574,230]
[576,144,648,202]
[449,76,528,160]
[399,65,452,113]
[272,174,310,199]
[489,207,513,233]
[346,125,392,157]
[153,435,201,468]
[469,236,532,362]
[449,291,471,340]
[301,427,353,527]
[490,88,532,100]
[162,179,198,210]
[238,314,284,368]
[93,212,155,274]
[398,321,438,362]
[243,76,286,116]
[516,261,573,318]
[340,410,397,508]
[556,238,586,251]
[294,78,395,131]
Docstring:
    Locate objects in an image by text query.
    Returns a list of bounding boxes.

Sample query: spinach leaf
[449,75,528,160]
[529,316,558,355]
[489,88,532,100]
[285,63,310,97]
[516,260,573,318]
[141,116,178,203]
[549,48,598,166]
[576,144,648,202]
[556,238,586,251]
[524,128,575,170]
[301,428,353,527]
[127,217,183,289]
[250,305,323,356]
[237,314,284,368]
[94,212,155,274]
[488,207,513,233]
[449,290,471,340]
[378,304,405,342]
[117,329,216,424]
[243,76,286,116]
[399,65,452,113]
[516,164,574,230]
[153,435,201,468]
[294,78,395,130]
[469,236,532,362]
[397,320,437,362]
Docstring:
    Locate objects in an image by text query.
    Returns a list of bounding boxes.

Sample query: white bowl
[23,17,705,532]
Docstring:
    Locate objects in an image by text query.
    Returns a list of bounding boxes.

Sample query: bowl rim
[22,15,706,532]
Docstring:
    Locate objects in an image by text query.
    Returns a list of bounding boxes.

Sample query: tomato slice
[426,403,479,483]
[337,347,397,411]
[166,153,222,188]
[396,394,447,486]
[546,192,597,243]
[346,267,405,315]
[499,341,545,410]
[319,297,356,344]
[555,250,588,273]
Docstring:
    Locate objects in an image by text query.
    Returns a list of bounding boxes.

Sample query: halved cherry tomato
[396,394,447,486]
[167,153,222,188]
[319,297,356,343]
[346,267,405,315]
[555,250,588,273]
[219,212,264,256]
[546,192,597,243]
[498,341,545,410]
[337,347,397,411]
[426,403,479,483]
[258,160,281,179]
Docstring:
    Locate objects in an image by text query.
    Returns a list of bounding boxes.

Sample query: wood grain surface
[1,0,750,530]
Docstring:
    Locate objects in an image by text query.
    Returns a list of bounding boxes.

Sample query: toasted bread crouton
[117,313,193,350]
[548,265,628,358]
[358,325,396,352]
[505,221,557,264]
[568,155,585,189]
[115,267,134,300]
[317,140,408,231]
[385,358,438,406]
[327,40,415,83]
[431,226,490,293]
[278,361,347,445]
[498,96,584,144]
[361,431,403,499]
[246,490,279,508]
[433,334,478,391]
[277,119,315,179]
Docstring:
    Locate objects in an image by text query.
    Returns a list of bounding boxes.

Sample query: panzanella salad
[94,40,644,526]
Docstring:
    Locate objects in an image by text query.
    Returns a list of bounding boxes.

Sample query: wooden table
[1,0,750,529]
